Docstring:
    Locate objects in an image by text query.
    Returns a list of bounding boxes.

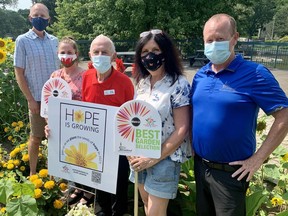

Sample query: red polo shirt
[82,67,134,106]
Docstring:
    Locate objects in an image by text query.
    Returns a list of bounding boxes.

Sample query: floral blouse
[136,75,191,163]
[50,69,85,101]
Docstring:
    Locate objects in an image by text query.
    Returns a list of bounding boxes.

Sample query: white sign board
[41,78,72,118]
[115,100,161,158]
[48,97,119,194]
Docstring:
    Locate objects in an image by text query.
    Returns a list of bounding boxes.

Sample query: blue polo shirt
[191,55,288,163]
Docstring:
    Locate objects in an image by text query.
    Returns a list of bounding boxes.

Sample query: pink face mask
[58,54,77,67]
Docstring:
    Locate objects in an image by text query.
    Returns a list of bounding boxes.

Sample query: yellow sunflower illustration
[74,110,84,123]
[0,49,7,64]
[0,38,6,50]
[64,142,97,169]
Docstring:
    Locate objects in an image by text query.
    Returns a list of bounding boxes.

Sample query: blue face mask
[91,55,111,74]
[31,17,49,31]
[204,40,231,64]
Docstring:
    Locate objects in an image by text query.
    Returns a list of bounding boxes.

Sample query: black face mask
[141,52,164,71]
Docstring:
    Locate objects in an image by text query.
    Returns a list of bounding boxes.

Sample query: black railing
[77,39,288,69]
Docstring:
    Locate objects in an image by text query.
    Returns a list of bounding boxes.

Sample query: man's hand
[28,100,40,114]
[229,154,263,181]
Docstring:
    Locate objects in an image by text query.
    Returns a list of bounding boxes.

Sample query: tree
[51,0,255,41]
[0,9,29,38]
[236,0,276,39]
[0,0,17,9]
[273,0,288,38]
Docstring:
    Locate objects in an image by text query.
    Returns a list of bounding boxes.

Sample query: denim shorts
[129,157,181,199]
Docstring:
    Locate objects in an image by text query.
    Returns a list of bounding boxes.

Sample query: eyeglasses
[140,29,163,38]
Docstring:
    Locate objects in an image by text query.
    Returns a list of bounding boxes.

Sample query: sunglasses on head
[140,29,163,38]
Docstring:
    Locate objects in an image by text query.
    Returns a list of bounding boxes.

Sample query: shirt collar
[204,54,244,74]
[26,29,51,40]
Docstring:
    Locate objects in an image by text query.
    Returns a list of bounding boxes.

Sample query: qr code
[91,171,101,184]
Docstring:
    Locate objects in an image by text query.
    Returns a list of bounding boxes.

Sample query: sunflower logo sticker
[115,100,162,158]
[74,110,84,123]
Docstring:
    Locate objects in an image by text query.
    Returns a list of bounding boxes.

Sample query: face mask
[204,41,231,64]
[58,54,77,68]
[91,55,111,74]
[31,17,49,31]
[141,52,164,71]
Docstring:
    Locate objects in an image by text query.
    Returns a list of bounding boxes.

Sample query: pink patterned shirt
[50,68,85,101]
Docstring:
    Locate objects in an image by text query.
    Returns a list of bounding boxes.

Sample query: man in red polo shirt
[82,34,134,216]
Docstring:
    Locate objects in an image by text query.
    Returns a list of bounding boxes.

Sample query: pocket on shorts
[151,158,177,182]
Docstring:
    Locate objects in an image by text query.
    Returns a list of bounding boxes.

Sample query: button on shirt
[14,30,59,101]
[136,75,191,163]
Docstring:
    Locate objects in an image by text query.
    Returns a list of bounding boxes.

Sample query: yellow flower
[39,169,48,178]
[11,122,17,127]
[0,207,6,213]
[53,199,64,209]
[34,188,42,199]
[38,153,43,159]
[44,180,55,189]
[20,143,27,150]
[22,154,29,162]
[17,121,24,128]
[0,172,4,177]
[8,135,13,141]
[59,182,67,191]
[14,147,21,154]
[64,142,97,169]
[4,127,9,132]
[29,174,38,182]
[14,126,20,132]
[20,166,25,171]
[13,159,21,166]
[0,38,6,49]
[282,153,288,162]
[0,49,6,64]
[271,197,284,207]
[12,138,16,143]
[74,110,84,123]
[33,179,43,189]
[8,159,13,164]
[10,150,17,158]
[7,163,14,170]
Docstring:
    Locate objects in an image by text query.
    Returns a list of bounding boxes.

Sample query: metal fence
[77,40,288,69]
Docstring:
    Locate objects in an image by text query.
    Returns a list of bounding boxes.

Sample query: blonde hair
[59,36,79,53]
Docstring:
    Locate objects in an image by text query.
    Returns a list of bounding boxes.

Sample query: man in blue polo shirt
[191,13,288,216]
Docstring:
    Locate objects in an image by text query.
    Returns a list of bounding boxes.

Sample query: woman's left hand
[127,156,159,172]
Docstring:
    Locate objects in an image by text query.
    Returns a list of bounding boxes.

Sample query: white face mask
[204,40,231,64]
[58,54,77,67]
[91,55,111,74]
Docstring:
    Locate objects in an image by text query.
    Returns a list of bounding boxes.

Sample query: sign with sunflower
[48,97,119,194]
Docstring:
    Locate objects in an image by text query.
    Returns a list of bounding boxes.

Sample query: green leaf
[0,179,14,204]
[12,182,35,197]
[276,210,288,216]
[6,195,38,216]
[246,191,266,216]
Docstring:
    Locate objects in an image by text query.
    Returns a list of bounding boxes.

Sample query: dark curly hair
[133,31,183,85]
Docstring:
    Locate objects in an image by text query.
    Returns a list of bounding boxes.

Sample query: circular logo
[53,90,59,97]
[131,117,141,126]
